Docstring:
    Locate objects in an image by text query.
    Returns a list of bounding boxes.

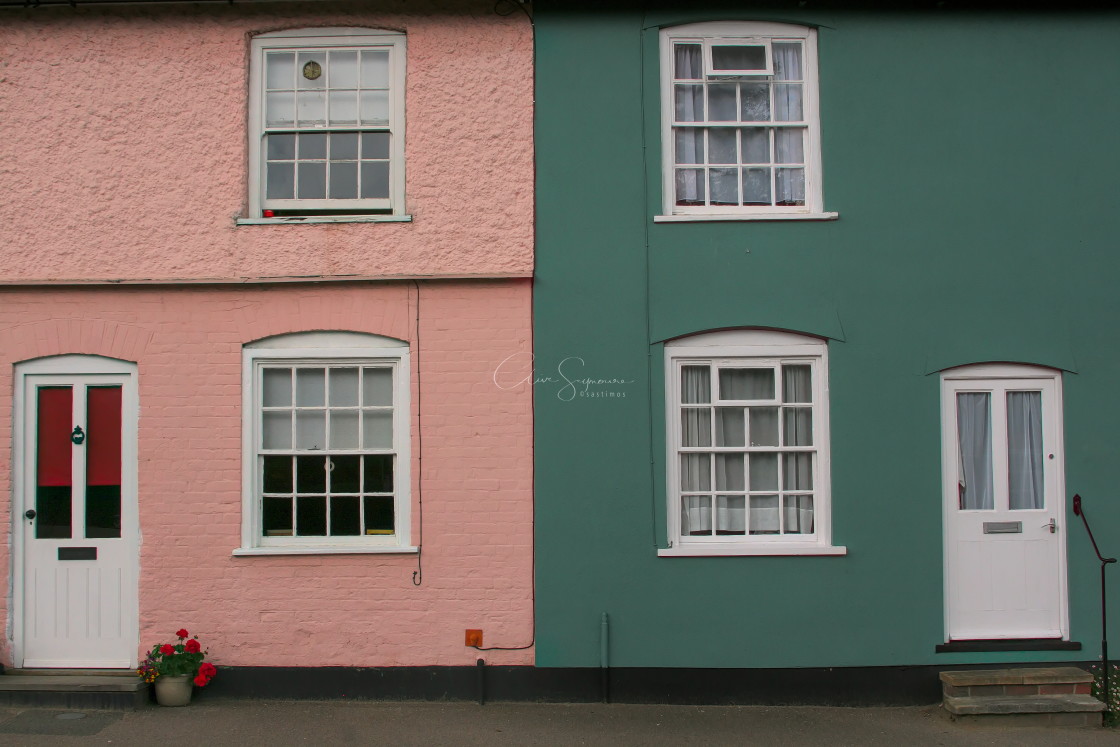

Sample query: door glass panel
[956,393,994,510]
[36,387,73,539]
[86,386,122,538]
[1007,391,1044,510]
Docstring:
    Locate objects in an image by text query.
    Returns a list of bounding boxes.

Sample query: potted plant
[137,629,217,706]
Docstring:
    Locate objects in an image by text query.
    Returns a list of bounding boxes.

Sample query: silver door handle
[1044,518,1056,533]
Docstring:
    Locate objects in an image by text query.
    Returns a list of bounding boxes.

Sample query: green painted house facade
[533,1,1120,701]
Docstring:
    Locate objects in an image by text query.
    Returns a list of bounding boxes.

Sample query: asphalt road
[0,701,1118,746]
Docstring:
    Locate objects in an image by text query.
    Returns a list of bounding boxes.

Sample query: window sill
[232,545,419,556]
[235,215,413,226]
[658,544,847,557]
[654,212,838,223]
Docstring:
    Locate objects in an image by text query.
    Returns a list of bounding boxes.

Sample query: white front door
[14,357,139,668]
[941,364,1067,641]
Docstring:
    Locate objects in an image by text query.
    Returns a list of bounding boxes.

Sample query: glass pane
[675,129,704,165]
[363,368,394,405]
[262,411,292,449]
[299,133,327,160]
[708,168,739,206]
[265,91,295,127]
[36,486,72,539]
[783,453,813,490]
[783,495,814,534]
[681,407,711,447]
[956,393,994,510]
[295,411,326,450]
[741,128,769,164]
[749,495,780,534]
[296,369,325,406]
[674,84,704,122]
[262,456,293,493]
[360,90,389,125]
[719,368,774,400]
[263,497,293,536]
[330,495,361,536]
[360,50,390,88]
[773,42,803,81]
[741,83,771,122]
[715,453,745,491]
[749,407,779,446]
[266,163,295,200]
[782,365,812,403]
[330,410,359,449]
[328,368,359,406]
[362,132,390,159]
[674,43,702,79]
[783,408,813,446]
[86,486,121,539]
[681,495,712,536]
[716,495,746,535]
[364,496,394,534]
[675,168,705,205]
[749,453,778,490]
[85,386,122,539]
[267,133,296,161]
[329,90,358,126]
[297,52,327,89]
[296,455,326,493]
[297,162,326,199]
[296,496,327,536]
[1007,391,1044,510]
[776,168,805,206]
[329,162,358,199]
[680,453,711,492]
[265,52,295,89]
[331,455,361,493]
[775,129,804,164]
[263,368,292,406]
[331,133,359,161]
[708,83,737,122]
[708,129,737,165]
[712,45,767,72]
[361,161,390,199]
[714,407,745,447]
[35,387,72,539]
[296,90,327,126]
[364,454,394,493]
[680,365,711,404]
[329,50,358,88]
[743,168,772,205]
[363,410,393,449]
[774,84,803,121]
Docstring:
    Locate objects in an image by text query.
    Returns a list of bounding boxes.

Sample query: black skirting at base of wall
[196,661,1095,707]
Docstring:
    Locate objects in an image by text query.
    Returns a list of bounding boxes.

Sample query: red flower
[159,644,175,655]
[185,639,201,654]
[176,629,189,639]
[199,662,217,678]
[194,674,210,687]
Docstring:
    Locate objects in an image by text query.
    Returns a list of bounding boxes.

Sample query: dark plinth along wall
[532,0,1120,701]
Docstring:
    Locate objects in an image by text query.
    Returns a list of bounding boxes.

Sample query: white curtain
[783,495,814,534]
[716,495,746,534]
[1007,391,1044,510]
[957,393,994,510]
[681,496,711,536]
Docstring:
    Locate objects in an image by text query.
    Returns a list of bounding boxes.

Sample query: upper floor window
[659,22,825,220]
[248,29,406,219]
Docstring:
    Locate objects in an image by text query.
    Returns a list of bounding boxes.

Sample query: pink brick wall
[0,282,535,666]
[0,3,533,281]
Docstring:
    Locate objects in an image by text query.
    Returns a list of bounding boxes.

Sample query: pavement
[0,700,1118,746]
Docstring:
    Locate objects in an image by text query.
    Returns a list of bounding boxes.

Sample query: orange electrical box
[465,629,483,647]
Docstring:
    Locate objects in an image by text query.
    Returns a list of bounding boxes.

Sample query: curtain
[716,495,746,534]
[681,496,711,536]
[783,495,814,534]
[957,393,994,510]
[1007,391,1044,510]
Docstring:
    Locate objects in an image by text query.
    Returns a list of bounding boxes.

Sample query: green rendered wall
[534,3,1120,669]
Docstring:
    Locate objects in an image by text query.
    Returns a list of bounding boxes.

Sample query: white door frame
[940,363,1069,641]
[11,355,140,668]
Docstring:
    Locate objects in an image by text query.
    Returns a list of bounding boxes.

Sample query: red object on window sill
[263,210,275,218]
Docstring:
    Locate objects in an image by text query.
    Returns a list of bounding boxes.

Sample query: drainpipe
[600,612,610,703]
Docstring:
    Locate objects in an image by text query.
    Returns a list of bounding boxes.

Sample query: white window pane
[715,453,745,491]
[743,168,771,205]
[741,129,769,164]
[783,495,814,534]
[362,368,393,405]
[774,84,803,122]
[299,133,327,160]
[957,393,994,510]
[708,129,737,165]
[782,365,812,403]
[329,368,359,406]
[362,132,390,159]
[749,453,778,490]
[749,495,780,534]
[296,369,325,406]
[680,365,710,404]
[329,90,359,126]
[708,168,739,206]
[266,52,295,90]
[719,368,774,400]
[749,407,779,446]
[681,408,711,447]
[775,129,804,165]
[267,133,296,161]
[776,168,805,206]
[674,43,702,79]
[1007,391,1044,510]
[783,453,813,490]
[262,411,292,449]
[330,411,359,449]
[773,42,803,81]
[330,162,358,199]
[363,410,393,449]
[783,408,813,446]
[360,90,389,125]
[265,91,295,127]
[675,129,704,165]
[740,83,771,121]
[297,52,327,89]
[266,162,294,199]
[716,495,746,535]
[296,411,326,450]
[360,161,390,199]
[680,453,711,492]
[262,368,292,406]
[674,84,704,122]
[714,407,745,446]
[329,50,358,88]
[711,45,767,72]
[675,168,705,205]
[331,133,359,161]
[360,50,390,88]
[681,495,712,536]
[297,162,327,199]
[297,90,327,126]
[708,83,737,122]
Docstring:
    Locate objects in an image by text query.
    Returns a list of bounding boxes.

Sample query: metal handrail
[1073,494,1116,713]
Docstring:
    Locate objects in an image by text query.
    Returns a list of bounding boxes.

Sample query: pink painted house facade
[0,1,534,682]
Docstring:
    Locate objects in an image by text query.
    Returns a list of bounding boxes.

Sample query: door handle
[24,509,36,520]
[1044,518,1056,533]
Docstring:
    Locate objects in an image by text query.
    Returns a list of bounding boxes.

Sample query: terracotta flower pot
[153,674,193,706]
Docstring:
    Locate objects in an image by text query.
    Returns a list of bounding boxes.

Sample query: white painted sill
[658,544,847,557]
[232,545,419,556]
[654,212,838,223]
[235,215,413,226]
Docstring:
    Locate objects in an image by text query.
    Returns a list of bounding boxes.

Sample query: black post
[1073,494,1116,713]
[476,658,486,706]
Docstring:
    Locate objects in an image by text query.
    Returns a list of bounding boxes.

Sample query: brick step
[0,673,148,710]
[940,666,1093,697]
[940,667,1105,728]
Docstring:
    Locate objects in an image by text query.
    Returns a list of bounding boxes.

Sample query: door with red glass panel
[16,363,138,669]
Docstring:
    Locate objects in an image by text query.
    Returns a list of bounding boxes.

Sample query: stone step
[0,673,148,710]
[940,666,1093,698]
[944,693,1105,715]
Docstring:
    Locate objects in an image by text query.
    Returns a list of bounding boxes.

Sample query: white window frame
[236,332,414,555]
[657,22,834,222]
[660,330,844,556]
[247,28,407,219]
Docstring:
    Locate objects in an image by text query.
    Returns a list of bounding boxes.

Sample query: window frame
[237,333,413,555]
[247,28,407,219]
[658,21,829,221]
[660,330,843,557]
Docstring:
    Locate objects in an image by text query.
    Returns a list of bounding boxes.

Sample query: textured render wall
[0,282,535,666]
[0,2,533,281]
